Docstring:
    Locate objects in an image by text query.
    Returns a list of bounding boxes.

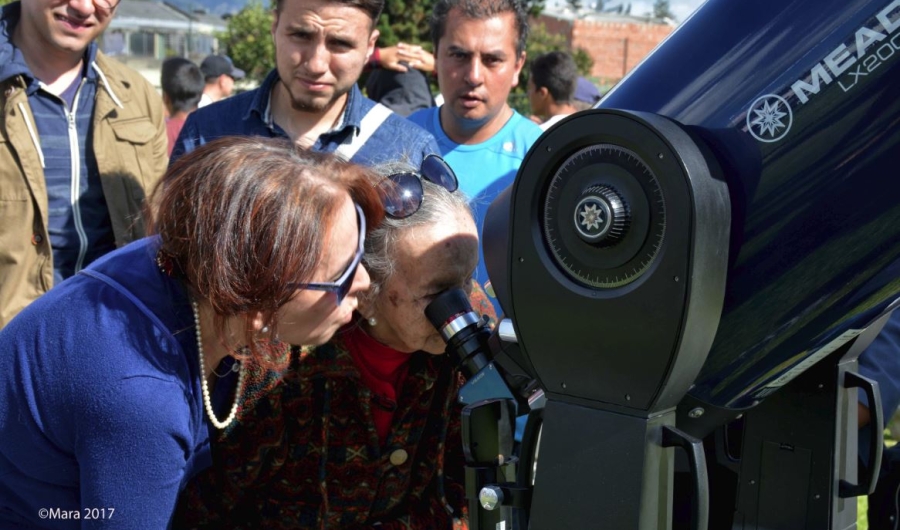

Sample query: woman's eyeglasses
[379,154,458,219]
[290,203,366,306]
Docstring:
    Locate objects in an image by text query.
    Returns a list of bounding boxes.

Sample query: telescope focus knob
[574,185,630,247]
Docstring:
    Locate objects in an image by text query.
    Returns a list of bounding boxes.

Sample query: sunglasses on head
[290,203,365,306]
[379,154,459,219]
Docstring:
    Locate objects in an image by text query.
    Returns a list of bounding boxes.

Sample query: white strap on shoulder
[333,103,393,162]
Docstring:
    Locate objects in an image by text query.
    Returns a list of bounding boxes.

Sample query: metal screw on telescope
[480,486,504,510]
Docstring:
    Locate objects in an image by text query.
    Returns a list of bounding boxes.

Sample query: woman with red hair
[0,136,383,528]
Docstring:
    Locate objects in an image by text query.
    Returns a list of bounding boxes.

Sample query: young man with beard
[407,0,543,315]
[0,0,168,328]
[171,0,438,167]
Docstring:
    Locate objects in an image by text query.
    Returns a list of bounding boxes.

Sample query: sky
[547,0,706,23]
[629,0,705,21]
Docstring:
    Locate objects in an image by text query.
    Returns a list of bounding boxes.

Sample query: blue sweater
[0,238,221,529]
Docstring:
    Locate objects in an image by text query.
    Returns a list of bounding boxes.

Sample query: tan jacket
[0,52,168,328]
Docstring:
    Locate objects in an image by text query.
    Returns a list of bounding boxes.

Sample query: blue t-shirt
[0,238,226,529]
[407,107,542,316]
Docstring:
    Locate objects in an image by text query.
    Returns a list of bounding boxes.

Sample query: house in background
[535,4,676,91]
[99,0,228,89]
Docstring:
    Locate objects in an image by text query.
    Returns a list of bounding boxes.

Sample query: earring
[261,325,270,334]
[367,317,378,327]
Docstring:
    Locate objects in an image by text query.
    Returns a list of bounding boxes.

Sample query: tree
[377,0,435,47]
[566,0,583,11]
[218,0,275,82]
[653,0,675,20]
[524,0,546,18]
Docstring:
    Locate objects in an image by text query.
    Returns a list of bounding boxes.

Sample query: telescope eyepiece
[425,288,476,333]
[425,288,493,378]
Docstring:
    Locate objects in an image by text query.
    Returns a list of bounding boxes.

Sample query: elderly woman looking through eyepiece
[0,136,383,529]
[175,157,491,529]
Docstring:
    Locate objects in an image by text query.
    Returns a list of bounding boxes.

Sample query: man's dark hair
[161,57,204,114]
[274,0,384,23]
[530,51,578,104]
[431,0,529,56]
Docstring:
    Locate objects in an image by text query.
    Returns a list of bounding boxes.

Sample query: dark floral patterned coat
[173,328,468,530]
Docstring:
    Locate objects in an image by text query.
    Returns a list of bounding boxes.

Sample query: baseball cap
[200,55,245,80]
[574,77,602,105]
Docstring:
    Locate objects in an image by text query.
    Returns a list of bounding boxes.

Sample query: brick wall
[535,14,674,86]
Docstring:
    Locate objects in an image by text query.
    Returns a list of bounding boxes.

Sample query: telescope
[431,0,900,527]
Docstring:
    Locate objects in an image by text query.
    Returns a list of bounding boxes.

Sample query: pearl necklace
[192,301,245,429]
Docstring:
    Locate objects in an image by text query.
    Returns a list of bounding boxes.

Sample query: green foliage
[377,0,435,48]
[219,0,275,82]
[653,0,675,20]
[0,0,15,6]
[524,0,546,18]
[507,21,594,116]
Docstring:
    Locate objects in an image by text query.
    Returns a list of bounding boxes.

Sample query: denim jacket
[171,69,439,167]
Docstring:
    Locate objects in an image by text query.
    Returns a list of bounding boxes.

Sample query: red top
[165,116,187,157]
[346,325,412,445]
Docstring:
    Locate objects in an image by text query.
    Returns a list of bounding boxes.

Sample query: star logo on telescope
[751,100,787,138]
[746,94,793,143]
[579,204,605,232]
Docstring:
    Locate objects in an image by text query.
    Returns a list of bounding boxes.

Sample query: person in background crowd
[369,42,443,108]
[573,75,602,111]
[174,156,490,529]
[0,136,384,528]
[198,54,244,107]
[0,0,168,328]
[408,0,543,316]
[527,50,580,131]
[161,57,204,157]
[371,42,435,73]
[365,60,435,116]
[173,0,439,168]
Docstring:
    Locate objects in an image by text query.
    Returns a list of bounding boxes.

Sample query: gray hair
[362,161,473,302]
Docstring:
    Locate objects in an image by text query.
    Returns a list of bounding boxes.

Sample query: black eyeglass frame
[289,203,366,306]
[379,154,459,220]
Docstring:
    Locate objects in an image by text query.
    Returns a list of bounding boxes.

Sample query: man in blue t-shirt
[408,0,542,316]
